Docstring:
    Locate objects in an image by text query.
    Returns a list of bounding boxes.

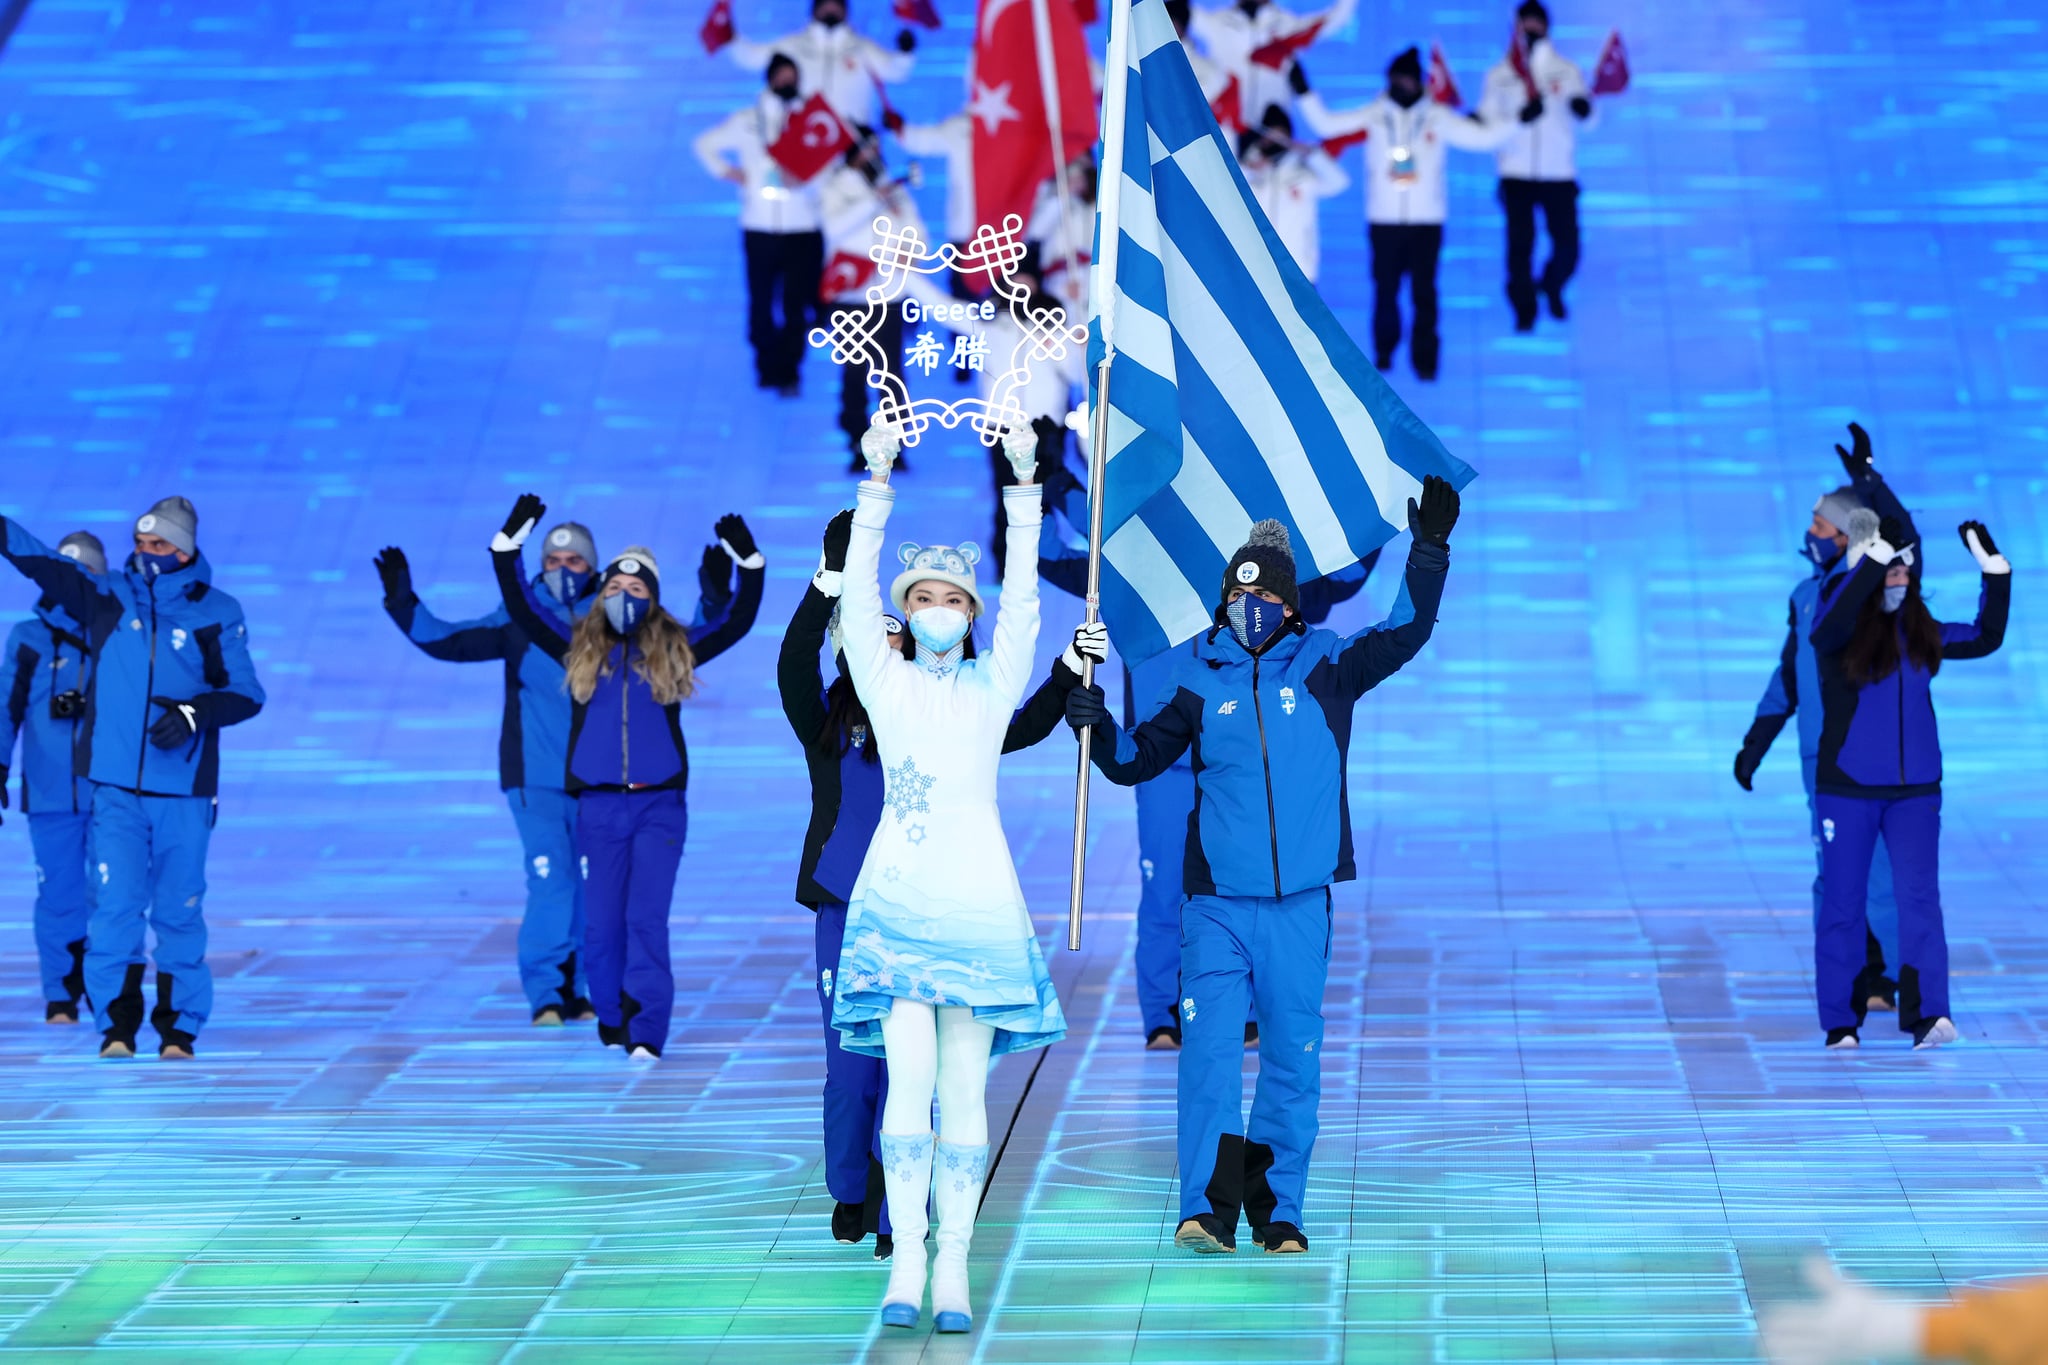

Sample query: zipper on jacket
[136,582,159,792]
[1249,657,1283,897]
[620,648,631,788]
[1897,623,1907,784]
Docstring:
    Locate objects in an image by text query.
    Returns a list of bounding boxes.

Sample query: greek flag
[1087,0,1476,664]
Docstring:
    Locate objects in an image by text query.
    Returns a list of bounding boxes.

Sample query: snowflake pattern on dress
[885,757,936,822]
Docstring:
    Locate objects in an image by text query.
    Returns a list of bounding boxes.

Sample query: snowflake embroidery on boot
[938,1142,990,1192]
[885,758,935,822]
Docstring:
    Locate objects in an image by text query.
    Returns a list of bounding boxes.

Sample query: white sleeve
[862,34,916,84]
[1305,148,1349,196]
[895,119,950,157]
[1295,91,1371,140]
[1437,107,1516,152]
[1479,65,1521,122]
[842,481,906,708]
[692,112,745,180]
[983,485,1044,708]
[727,36,775,72]
[1308,0,1357,37]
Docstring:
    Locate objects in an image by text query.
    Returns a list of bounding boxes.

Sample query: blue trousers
[1803,755,1896,971]
[1815,792,1946,1033]
[87,784,213,1041]
[28,811,93,1006]
[816,901,889,1232]
[1134,766,1195,1037]
[1178,889,1331,1229]
[576,788,687,1052]
[509,787,587,1015]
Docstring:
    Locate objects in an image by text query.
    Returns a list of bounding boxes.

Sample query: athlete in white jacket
[894,112,975,247]
[1188,0,1357,128]
[1237,107,1348,283]
[693,60,825,395]
[727,0,916,128]
[1478,0,1598,327]
[1300,49,1512,378]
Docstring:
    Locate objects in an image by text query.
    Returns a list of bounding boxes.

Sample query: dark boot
[102,962,145,1051]
[153,973,196,1058]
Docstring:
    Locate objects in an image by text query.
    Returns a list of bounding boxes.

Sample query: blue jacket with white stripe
[1084,540,1448,899]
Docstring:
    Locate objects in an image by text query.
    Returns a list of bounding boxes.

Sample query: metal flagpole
[1027,0,1081,291]
[1067,0,1133,952]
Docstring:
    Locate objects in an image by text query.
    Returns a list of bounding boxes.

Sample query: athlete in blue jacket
[491,494,762,1059]
[0,532,108,1022]
[376,521,619,1025]
[1807,511,2010,1051]
[1735,425,1913,1011]
[1064,477,1459,1256]
[0,500,266,1059]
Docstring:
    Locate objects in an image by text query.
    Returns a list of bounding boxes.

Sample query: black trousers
[1368,223,1443,379]
[836,302,904,451]
[1499,178,1580,323]
[743,229,823,388]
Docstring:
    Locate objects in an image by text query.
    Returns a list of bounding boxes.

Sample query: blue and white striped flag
[1086,0,1476,664]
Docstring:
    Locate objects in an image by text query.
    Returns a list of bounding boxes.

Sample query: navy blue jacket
[494,545,761,793]
[1809,556,2009,799]
[1085,541,1449,899]
[777,580,1084,908]
[1,600,96,813]
[1,518,265,799]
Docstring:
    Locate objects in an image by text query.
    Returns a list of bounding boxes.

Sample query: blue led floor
[0,0,2045,1360]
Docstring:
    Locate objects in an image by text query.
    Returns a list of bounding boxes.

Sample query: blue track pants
[86,784,214,1042]
[1133,766,1194,1037]
[28,811,93,1006]
[508,787,586,1015]
[576,788,686,1053]
[1178,889,1331,1230]
[1815,792,1946,1033]
[1804,755,1896,972]
[816,901,889,1231]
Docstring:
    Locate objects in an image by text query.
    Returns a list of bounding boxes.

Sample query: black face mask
[771,83,799,103]
[815,8,845,27]
[1390,82,1422,108]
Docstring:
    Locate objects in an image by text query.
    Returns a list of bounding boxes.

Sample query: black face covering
[772,83,800,102]
[815,5,846,27]
[1390,81,1422,108]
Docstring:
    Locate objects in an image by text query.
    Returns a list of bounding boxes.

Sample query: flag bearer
[726,0,917,129]
[1064,479,1460,1254]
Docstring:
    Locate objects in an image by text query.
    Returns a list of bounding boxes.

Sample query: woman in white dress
[831,419,1067,1333]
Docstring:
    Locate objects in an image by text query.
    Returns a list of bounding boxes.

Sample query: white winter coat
[691,93,824,234]
[1479,40,1597,182]
[1242,147,1347,280]
[896,113,976,243]
[1188,0,1355,127]
[818,166,954,315]
[729,21,914,128]
[1299,93,1513,226]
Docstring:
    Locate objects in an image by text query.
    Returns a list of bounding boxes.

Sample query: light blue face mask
[909,606,970,654]
[1882,584,1908,614]
[604,592,650,634]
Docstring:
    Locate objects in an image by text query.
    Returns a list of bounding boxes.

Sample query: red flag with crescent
[1591,30,1630,95]
[1210,74,1242,132]
[1506,24,1538,101]
[1427,41,1462,106]
[699,0,735,54]
[769,93,856,184]
[1249,19,1323,70]
[894,0,942,27]
[970,0,1095,234]
[819,250,877,302]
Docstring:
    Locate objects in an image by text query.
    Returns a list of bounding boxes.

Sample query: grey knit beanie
[57,531,108,577]
[541,521,599,569]
[1812,485,1864,536]
[134,496,197,556]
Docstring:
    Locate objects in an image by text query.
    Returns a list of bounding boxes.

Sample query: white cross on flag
[768,93,855,184]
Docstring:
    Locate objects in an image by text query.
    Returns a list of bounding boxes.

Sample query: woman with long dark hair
[491,494,763,1060]
[779,507,1102,1259]
[1808,510,2011,1050]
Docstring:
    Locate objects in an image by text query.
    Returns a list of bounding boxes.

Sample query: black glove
[148,697,200,750]
[502,493,546,540]
[896,27,916,51]
[1569,95,1592,119]
[1733,741,1766,791]
[1519,98,1544,123]
[1877,515,1910,552]
[373,545,411,601]
[715,513,758,561]
[1734,716,1784,791]
[697,546,733,609]
[1287,59,1311,97]
[1834,421,1875,481]
[821,508,854,573]
[1064,683,1110,732]
[1959,520,2000,558]
[1407,475,1461,547]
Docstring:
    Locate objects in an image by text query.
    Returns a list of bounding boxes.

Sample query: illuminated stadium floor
[1,0,2047,1360]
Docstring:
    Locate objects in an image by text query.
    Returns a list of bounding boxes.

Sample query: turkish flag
[1427,41,1462,107]
[894,0,941,28]
[769,93,855,184]
[1210,74,1242,132]
[1249,19,1322,70]
[1592,29,1630,95]
[1073,0,1098,23]
[819,250,877,302]
[969,0,1095,240]
[1506,24,1538,100]
[1321,128,1368,156]
[699,0,734,54]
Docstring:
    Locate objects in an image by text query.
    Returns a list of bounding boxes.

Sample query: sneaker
[160,1041,196,1061]
[44,1002,79,1025]
[832,1201,866,1245]
[597,1021,626,1048]
[531,1006,565,1027]
[1174,1214,1237,1254]
[1146,1026,1182,1051]
[1373,353,1393,372]
[628,1045,659,1062]
[1825,1027,1860,1050]
[1253,1222,1308,1254]
[566,999,598,1023]
[1243,1022,1260,1050]
[99,1035,136,1059]
[1912,1017,1958,1051]
[873,1233,894,1261]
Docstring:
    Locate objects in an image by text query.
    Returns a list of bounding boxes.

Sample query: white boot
[929,1139,989,1333]
[876,1131,933,1328]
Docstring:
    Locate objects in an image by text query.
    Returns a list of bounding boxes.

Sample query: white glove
[1759,1259,1922,1365]
[1001,422,1039,484]
[1843,508,1895,571]
[1061,621,1109,674]
[1962,523,2011,575]
[860,417,902,481]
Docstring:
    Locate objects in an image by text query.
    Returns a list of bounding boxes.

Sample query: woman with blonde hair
[833,420,1066,1334]
[491,494,764,1059]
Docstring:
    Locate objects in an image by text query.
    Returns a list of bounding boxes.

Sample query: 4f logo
[1280,686,1297,716]
[1216,700,1238,716]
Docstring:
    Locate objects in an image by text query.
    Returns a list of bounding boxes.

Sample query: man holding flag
[1062,0,1474,1254]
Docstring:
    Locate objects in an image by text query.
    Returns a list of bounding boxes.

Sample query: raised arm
[1939,521,2013,661]
[1439,106,1517,152]
[842,446,906,706]
[1810,512,1902,655]
[0,518,114,632]
[686,514,765,667]
[983,428,1046,707]
[1001,622,1105,753]
[490,494,571,664]
[1334,478,1457,697]
[376,546,513,663]
[1294,91,1371,141]
[860,31,916,86]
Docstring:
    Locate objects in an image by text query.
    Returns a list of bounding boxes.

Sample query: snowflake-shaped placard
[807,214,1087,449]
[884,757,935,822]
